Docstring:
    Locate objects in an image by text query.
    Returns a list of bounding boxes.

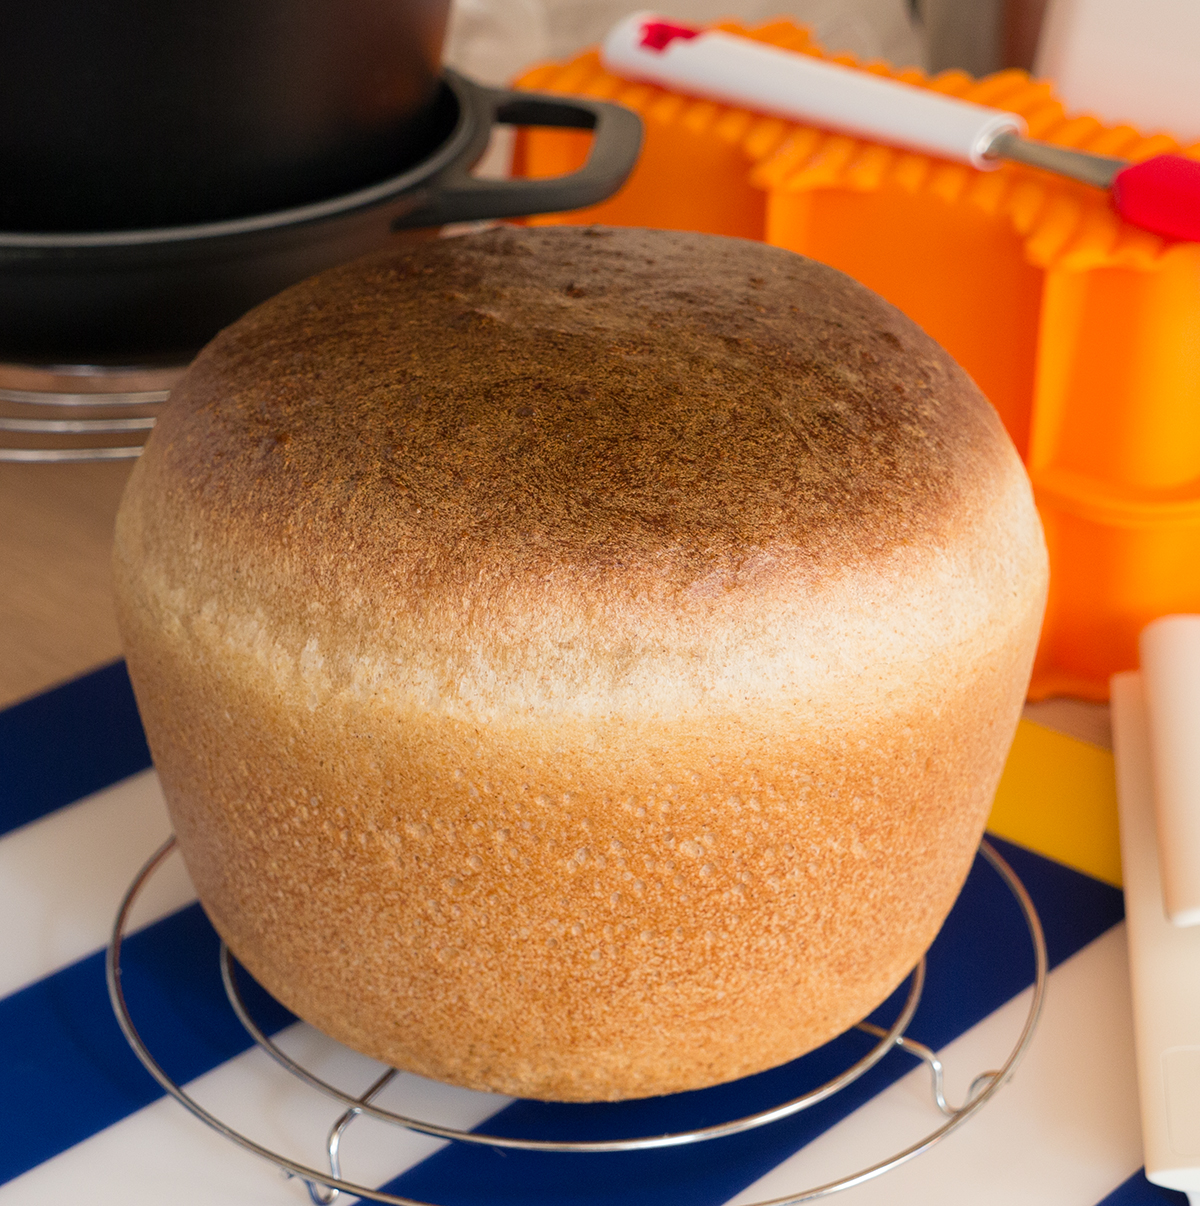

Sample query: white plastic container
[1141,617,1200,928]
[1113,670,1200,1202]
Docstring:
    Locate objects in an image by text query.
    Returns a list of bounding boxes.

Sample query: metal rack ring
[0,363,180,460]
[107,835,1047,1206]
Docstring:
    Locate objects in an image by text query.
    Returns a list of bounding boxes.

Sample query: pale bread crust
[114,227,1047,1101]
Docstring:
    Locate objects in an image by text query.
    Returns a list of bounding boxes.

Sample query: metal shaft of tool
[987,130,1128,190]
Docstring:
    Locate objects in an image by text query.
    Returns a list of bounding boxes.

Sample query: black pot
[0,0,453,233]
[0,71,643,365]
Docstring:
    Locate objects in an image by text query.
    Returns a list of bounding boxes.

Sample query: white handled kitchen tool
[1112,670,1200,1203]
[602,12,1200,242]
[1141,616,1200,927]
[603,11,1024,168]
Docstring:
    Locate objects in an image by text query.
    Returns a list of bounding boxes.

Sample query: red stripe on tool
[639,19,700,51]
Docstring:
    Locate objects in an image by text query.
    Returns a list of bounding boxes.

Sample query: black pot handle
[393,84,644,229]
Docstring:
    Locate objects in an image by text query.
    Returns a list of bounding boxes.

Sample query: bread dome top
[120,226,1042,726]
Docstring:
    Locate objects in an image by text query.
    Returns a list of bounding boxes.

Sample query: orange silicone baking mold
[512,22,1200,701]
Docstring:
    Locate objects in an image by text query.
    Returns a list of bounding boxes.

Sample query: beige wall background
[442,0,1039,87]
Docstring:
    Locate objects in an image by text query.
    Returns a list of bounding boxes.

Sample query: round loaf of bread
[113,226,1047,1102]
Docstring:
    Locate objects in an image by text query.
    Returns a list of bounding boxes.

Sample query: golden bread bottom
[124,623,1026,1100]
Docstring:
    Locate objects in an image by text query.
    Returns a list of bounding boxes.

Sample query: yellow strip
[986,719,1122,886]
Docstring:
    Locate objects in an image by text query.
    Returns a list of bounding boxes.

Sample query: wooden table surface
[0,459,134,710]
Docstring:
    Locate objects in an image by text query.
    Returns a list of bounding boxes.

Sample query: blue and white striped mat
[0,664,1181,1204]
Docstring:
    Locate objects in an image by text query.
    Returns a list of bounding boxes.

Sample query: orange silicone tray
[512,22,1200,701]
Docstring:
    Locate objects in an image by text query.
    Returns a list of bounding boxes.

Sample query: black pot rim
[0,69,478,251]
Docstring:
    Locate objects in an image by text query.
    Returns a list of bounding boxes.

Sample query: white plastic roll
[1113,670,1200,1202]
[1141,615,1200,927]
[601,11,1026,169]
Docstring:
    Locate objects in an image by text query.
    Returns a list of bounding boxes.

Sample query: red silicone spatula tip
[1112,154,1200,243]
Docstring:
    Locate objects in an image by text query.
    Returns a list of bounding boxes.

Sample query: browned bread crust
[113,226,1047,1101]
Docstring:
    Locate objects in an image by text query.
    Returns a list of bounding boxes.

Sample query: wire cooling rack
[108,836,1047,1206]
[0,361,184,461]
